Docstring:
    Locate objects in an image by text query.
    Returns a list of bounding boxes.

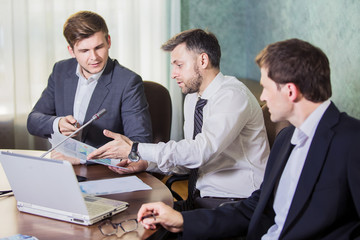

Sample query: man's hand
[137,202,184,233]
[87,129,133,160]
[108,159,148,174]
[59,115,79,136]
[50,150,81,165]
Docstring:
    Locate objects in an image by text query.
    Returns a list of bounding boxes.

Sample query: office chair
[143,81,172,144]
[143,81,172,181]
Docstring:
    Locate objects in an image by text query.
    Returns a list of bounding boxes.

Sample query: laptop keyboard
[85,202,114,216]
[84,196,127,217]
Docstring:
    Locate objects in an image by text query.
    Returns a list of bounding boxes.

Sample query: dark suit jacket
[27,57,152,148]
[182,102,360,240]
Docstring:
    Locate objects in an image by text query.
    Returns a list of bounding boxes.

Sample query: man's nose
[171,68,179,79]
[89,50,98,60]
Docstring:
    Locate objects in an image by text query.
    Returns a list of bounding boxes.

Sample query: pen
[141,213,156,221]
[0,190,12,195]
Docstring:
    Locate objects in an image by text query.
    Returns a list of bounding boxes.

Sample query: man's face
[260,67,291,122]
[170,43,202,94]
[68,31,111,79]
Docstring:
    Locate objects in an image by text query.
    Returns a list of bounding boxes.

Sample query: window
[0,0,182,149]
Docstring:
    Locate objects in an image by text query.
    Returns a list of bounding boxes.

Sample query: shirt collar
[200,72,223,100]
[291,99,331,145]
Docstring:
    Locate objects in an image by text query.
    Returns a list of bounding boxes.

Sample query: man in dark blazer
[136,39,360,239]
[27,11,152,154]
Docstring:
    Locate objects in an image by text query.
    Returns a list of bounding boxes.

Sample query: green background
[181,0,360,119]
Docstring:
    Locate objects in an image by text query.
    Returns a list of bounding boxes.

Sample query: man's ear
[107,35,111,49]
[286,83,301,102]
[198,53,210,69]
[67,45,75,58]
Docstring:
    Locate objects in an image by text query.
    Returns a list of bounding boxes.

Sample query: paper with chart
[49,133,126,169]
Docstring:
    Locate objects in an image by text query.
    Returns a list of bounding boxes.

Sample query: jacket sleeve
[181,189,260,239]
[120,73,153,143]
[27,64,58,138]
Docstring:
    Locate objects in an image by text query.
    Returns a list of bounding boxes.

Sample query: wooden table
[0,150,173,239]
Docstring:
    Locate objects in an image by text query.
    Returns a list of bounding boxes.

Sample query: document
[79,176,152,195]
[49,133,126,169]
[0,234,39,240]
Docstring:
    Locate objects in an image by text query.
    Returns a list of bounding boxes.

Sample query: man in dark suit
[136,39,360,239]
[27,11,152,157]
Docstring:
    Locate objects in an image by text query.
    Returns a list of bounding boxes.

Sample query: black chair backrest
[143,81,172,143]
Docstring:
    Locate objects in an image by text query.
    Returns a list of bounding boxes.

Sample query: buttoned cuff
[138,143,160,172]
[52,117,62,134]
[138,143,155,162]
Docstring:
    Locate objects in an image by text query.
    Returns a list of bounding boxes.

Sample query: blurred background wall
[182,0,360,119]
[1,0,359,150]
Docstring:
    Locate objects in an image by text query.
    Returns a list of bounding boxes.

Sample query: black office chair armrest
[165,174,190,201]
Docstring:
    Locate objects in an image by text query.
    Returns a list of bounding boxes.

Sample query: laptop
[0,151,129,225]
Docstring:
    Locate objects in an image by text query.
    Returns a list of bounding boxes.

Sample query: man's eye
[95,44,105,50]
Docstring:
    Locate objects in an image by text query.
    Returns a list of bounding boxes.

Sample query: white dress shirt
[52,64,104,133]
[140,72,270,198]
[262,100,331,240]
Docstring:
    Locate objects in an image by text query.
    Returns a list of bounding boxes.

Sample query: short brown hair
[63,11,109,48]
[256,38,331,102]
[161,29,221,69]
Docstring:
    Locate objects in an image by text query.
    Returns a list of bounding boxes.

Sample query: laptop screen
[0,151,88,215]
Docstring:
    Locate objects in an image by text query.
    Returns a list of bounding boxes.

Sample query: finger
[64,115,77,124]
[109,165,132,174]
[109,165,125,172]
[142,217,157,225]
[59,118,78,134]
[143,223,158,230]
[103,129,119,140]
[73,121,80,128]
[62,116,78,128]
[137,205,154,222]
[87,147,107,159]
[67,122,79,131]
[108,166,118,173]
[50,151,62,159]
[137,203,163,220]
[117,159,131,167]
[141,222,154,230]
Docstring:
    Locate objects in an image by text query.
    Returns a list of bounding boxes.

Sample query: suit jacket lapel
[63,61,78,115]
[81,58,113,141]
[261,139,294,204]
[281,103,340,236]
[249,127,295,233]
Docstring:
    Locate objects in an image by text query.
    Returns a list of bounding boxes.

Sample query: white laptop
[0,151,129,225]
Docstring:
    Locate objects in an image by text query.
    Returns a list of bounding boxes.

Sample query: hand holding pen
[58,115,80,136]
[137,202,184,233]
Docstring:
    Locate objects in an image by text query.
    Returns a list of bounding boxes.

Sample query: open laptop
[0,151,128,225]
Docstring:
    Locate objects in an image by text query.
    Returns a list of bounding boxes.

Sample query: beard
[181,65,203,94]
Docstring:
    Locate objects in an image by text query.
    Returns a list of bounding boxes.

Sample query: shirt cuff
[146,161,159,172]
[138,143,156,162]
[52,117,62,134]
[138,143,158,170]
